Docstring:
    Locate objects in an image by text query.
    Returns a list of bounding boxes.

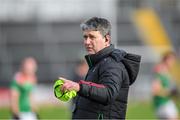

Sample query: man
[59,17,141,119]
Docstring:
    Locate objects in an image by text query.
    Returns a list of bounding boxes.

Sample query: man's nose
[84,37,91,45]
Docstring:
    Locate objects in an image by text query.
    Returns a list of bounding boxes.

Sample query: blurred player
[152,51,179,120]
[10,57,38,120]
[72,59,88,82]
[71,59,88,111]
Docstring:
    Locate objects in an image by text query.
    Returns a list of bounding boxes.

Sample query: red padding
[79,80,106,88]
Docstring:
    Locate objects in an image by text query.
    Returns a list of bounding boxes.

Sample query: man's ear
[105,35,111,44]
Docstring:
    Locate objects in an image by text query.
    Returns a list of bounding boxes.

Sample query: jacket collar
[85,44,114,68]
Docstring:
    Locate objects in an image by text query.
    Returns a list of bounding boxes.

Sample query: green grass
[0,107,11,119]
[0,105,71,120]
[126,102,156,119]
[0,102,158,119]
[38,105,71,119]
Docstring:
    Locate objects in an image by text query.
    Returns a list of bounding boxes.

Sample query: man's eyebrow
[89,34,95,37]
[83,34,88,37]
[83,33,96,38]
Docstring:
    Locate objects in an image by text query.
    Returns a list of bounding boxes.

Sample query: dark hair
[162,51,176,62]
[80,17,111,37]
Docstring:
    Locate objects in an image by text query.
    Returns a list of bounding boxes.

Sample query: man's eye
[89,35,95,39]
[83,36,88,39]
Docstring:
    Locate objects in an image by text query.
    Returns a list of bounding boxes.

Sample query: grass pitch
[0,102,158,119]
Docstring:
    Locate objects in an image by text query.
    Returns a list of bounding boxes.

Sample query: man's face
[83,30,110,54]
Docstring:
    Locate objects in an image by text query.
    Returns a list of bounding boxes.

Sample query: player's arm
[30,92,36,112]
[29,92,40,119]
[152,79,169,96]
[10,88,19,118]
[30,77,37,112]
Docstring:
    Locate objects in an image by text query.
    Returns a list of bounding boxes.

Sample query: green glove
[54,79,77,102]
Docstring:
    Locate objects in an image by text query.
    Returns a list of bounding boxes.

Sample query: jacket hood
[110,49,141,85]
[85,45,141,85]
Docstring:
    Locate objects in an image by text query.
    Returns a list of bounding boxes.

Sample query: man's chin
[87,51,95,55]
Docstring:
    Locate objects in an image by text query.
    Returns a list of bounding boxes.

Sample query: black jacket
[72,45,141,119]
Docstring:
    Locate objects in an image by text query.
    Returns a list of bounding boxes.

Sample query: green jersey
[153,73,171,108]
[11,79,34,112]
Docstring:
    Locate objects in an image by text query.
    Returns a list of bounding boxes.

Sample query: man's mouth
[86,47,92,51]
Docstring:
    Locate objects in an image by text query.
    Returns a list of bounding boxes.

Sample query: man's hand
[59,77,80,92]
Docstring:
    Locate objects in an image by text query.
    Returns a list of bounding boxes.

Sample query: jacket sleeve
[78,60,124,105]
